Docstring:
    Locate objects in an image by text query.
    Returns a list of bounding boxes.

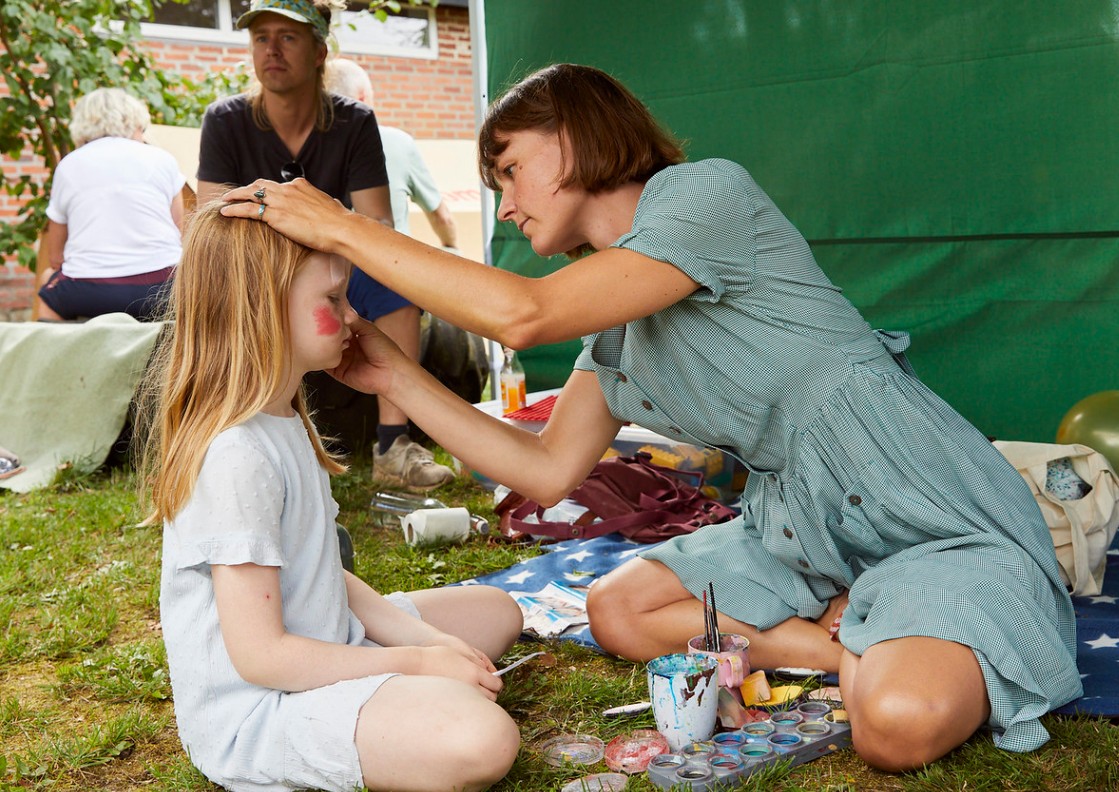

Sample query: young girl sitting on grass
[137,203,522,792]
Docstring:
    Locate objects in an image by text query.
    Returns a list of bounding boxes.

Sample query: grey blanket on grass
[0,313,164,492]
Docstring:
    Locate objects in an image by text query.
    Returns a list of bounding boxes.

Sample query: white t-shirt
[381,125,443,237]
[46,136,185,278]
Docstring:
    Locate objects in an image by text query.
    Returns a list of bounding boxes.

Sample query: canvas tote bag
[994,440,1119,596]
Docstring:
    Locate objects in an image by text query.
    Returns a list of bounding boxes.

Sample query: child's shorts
[203,592,419,792]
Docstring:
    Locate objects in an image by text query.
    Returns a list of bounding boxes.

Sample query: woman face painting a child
[219,63,1081,775]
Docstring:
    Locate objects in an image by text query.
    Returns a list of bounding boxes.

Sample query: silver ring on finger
[258,203,266,218]
[253,187,266,201]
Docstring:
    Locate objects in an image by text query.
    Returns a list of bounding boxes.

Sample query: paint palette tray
[646,701,851,790]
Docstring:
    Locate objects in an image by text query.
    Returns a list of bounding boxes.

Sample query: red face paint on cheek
[313,305,341,336]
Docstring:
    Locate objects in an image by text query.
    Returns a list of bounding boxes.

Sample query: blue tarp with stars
[460,533,1119,716]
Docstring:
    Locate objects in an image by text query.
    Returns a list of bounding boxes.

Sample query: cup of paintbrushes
[686,633,751,692]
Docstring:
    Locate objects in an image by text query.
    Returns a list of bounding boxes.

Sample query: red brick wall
[0,5,473,320]
[0,268,35,321]
[139,5,475,138]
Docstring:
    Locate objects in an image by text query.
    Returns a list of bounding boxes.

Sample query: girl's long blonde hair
[136,201,344,525]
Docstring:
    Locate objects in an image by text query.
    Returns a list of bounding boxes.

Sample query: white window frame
[140,2,438,59]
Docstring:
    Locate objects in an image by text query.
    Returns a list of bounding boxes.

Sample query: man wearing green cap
[196,0,456,490]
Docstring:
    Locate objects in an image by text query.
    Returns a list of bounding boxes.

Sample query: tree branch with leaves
[0,0,437,270]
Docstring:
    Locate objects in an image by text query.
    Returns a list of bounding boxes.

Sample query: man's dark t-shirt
[197,93,389,205]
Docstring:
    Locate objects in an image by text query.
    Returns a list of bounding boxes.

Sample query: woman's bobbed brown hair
[478,63,686,195]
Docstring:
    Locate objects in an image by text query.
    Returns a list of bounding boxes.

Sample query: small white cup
[400,507,471,546]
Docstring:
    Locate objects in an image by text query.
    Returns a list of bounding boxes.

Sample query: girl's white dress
[161,412,413,791]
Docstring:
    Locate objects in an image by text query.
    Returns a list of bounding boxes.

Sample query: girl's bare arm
[210,562,502,699]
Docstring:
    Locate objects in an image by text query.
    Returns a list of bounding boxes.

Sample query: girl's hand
[422,632,498,674]
[415,645,504,700]
[219,178,352,254]
[325,315,406,396]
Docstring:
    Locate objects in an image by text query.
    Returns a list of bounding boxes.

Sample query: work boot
[373,435,455,491]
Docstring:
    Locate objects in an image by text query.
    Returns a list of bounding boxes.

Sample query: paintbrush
[708,582,721,652]
[702,590,711,652]
[493,650,546,676]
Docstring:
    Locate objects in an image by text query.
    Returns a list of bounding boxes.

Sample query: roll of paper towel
[401,507,472,545]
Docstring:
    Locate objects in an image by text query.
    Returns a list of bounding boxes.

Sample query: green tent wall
[480,1,1119,442]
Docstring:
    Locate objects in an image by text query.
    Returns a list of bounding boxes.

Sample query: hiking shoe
[373,436,455,491]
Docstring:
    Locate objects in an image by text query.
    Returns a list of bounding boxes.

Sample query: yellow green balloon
[1056,390,1119,472]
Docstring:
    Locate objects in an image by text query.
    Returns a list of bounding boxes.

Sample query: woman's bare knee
[586,560,668,658]
[585,569,630,656]
[845,637,988,772]
[851,690,975,772]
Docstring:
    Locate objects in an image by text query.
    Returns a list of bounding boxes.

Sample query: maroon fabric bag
[495,452,737,543]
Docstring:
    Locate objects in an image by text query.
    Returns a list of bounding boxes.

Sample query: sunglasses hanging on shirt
[280,160,304,182]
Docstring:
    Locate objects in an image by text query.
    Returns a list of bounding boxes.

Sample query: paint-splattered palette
[646,700,851,790]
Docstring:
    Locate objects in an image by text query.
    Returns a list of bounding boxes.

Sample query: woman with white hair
[38,87,185,321]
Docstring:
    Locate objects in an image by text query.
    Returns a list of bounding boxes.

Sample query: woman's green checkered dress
[576,159,1082,752]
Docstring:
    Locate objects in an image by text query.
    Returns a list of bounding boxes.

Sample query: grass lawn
[2,455,1117,791]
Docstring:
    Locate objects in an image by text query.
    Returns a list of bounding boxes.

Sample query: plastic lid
[604,729,669,774]
[807,685,844,704]
[559,772,628,792]
[540,734,606,767]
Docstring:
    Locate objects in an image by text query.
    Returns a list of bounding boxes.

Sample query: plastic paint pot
[770,711,804,732]
[741,721,776,738]
[796,700,832,720]
[796,721,832,740]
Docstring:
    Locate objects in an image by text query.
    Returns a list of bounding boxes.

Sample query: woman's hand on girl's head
[219,178,352,255]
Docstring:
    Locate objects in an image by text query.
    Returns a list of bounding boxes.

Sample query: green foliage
[3,707,165,784]
[165,61,253,129]
[0,0,437,271]
[0,0,159,269]
[144,757,214,790]
[357,0,436,24]
[56,640,171,703]
[0,0,250,271]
